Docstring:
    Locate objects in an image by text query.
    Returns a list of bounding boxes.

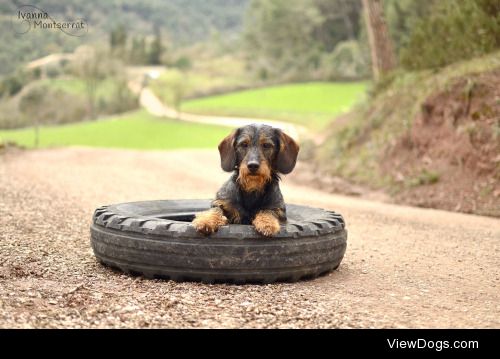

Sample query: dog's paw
[252,211,281,237]
[192,209,227,235]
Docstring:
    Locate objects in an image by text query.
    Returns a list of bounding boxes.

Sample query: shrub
[0,68,45,97]
[400,0,500,70]
[0,99,24,129]
[322,40,370,80]
[0,73,25,97]
[46,64,61,78]
[102,79,139,115]
[18,86,88,127]
[173,56,192,71]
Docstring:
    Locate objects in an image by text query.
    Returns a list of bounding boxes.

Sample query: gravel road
[1,147,499,328]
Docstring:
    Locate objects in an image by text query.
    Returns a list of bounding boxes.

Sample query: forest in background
[0,0,249,76]
[2,0,498,82]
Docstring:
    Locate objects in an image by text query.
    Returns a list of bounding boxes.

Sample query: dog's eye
[262,143,273,149]
[239,142,249,149]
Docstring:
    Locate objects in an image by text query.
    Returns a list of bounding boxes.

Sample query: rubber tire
[90,199,347,284]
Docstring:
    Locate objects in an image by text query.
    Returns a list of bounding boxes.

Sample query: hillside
[0,0,249,76]
[311,52,500,217]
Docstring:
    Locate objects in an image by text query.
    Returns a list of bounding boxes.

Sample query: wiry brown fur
[212,199,241,224]
[252,210,281,236]
[192,207,228,234]
[237,159,272,193]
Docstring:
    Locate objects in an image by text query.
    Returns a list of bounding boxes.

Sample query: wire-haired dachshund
[192,124,300,237]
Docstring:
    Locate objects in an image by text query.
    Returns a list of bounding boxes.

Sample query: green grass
[182,82,367,128]
[38,77,117,99]
[0,110,230,150]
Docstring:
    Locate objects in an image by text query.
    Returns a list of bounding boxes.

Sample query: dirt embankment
[383,70,500,216]
[300,68,500,217]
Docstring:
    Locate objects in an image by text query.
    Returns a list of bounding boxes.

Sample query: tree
[148,26,163,65]
[155,70,190,117]
[110,24,127,50]
[130,36,148,64]
[19,86,46,147]
[313,0,363,49]
[362,0,396,80]
[109,24,128,61]
[244,0,323,80]
[399,0,500,70]
[384,0,437,53]
[72,47,111,120]
[244,0,364,81]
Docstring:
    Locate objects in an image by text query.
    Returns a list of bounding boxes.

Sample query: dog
[192,124,299,237]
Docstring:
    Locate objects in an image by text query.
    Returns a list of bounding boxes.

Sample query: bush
[322,40,370,80]
[46,65,61,79]
[0,68,44,97]
[1,86,53,129]
[400,0,500,70]
[151,69,191,112]
[32,68,42,80]
[0,99,24,129]
[0,71,28,97]
[102,79,139,115]
[173,56,192,71]
[18,86,88,127]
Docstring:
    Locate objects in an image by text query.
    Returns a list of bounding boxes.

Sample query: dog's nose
[247,161,260,172]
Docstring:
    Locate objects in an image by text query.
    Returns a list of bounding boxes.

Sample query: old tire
[90,199,347,284]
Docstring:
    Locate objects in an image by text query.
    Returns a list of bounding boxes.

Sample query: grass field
[38,77,118,99]
[182,82,367,128]
[0,110,230,150]
[150,61,253,106]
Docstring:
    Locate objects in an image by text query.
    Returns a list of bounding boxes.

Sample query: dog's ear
[218,129,239,172]
[275,129,300,174]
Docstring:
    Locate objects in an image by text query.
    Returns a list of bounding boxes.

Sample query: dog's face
[218,124,299,192]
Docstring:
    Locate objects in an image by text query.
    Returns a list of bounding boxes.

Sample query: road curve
[128,81,307,141]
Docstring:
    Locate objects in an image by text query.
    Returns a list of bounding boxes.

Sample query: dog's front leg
[192,207,228,235]
[252,210,282,237]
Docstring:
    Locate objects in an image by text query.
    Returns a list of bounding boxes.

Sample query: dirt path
[128,81,307,141]
[1,147,499,328]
